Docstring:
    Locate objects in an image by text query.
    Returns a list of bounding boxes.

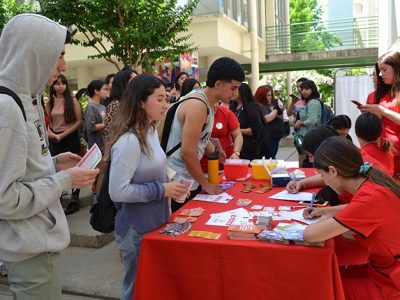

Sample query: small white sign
[77,144,102,169]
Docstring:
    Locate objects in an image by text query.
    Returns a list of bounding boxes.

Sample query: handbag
[283,121,290,137]
[293,131,304,154]
[90,160,117,233]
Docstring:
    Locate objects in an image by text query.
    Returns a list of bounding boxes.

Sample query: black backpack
[306,99,335,126]
[90,160,117,233]
[319,100,335,125]
[0,86,26,121]
[156,92,210,157]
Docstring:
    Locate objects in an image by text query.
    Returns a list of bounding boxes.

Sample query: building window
[274,0,287,52]
[242,0,248,28]
[257,0,262,37]
[225,0,234,18]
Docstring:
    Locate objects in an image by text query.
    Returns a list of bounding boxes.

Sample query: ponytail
[377,137,391,153]
[365,167,400,197]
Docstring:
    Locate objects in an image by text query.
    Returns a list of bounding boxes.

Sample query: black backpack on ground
[0,86,26,121]
[90,160,117,233]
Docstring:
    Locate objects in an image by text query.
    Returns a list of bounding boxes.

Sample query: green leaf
[38,0,199,69]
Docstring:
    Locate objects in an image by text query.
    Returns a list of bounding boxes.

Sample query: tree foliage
[0,0,36,31]
[289,0,341,52]
[264,70,335,106]
[39,0,199,70]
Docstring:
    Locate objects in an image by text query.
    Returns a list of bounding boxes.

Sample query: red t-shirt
[360,143,394,176]
[367,93,400,157]
[366,91,375,105]
[334,180,400,290]
[200,106,240,172]
[338,191,353,204]
[211,105,240,157]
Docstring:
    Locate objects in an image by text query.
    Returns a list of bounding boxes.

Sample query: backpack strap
[0,86,26,121]
[163,93,210,157]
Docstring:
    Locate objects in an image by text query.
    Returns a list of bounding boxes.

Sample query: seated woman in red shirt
[304,137,400,300]
[356,112,394,176]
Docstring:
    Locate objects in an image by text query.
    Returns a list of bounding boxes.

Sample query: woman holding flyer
[303,137,400,300]
[104,74,186,300]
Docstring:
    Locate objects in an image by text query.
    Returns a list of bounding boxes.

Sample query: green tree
[0,0,36,30]
[39,0,199,70]
[289,0,341,52]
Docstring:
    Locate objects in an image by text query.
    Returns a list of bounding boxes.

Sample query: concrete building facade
[62,0,289,91]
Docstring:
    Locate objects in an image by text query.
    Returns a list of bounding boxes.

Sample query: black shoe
[64,202,79,215]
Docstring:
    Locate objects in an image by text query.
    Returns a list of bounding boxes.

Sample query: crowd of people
[1,13,400,300]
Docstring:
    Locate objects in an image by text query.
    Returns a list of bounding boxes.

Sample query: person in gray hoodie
[0,14,99,300]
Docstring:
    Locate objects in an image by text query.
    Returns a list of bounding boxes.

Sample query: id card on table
[77,143,102,169]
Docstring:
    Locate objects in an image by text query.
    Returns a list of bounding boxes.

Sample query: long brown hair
[375,51,400,105]
[49,74,76,123]
[314,136,400,197]
[104,74,165,161]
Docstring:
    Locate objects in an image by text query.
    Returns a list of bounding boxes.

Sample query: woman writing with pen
[288,126,368,267]
[303,136,400,300]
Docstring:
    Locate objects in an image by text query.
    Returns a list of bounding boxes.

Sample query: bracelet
[233,151,240,156]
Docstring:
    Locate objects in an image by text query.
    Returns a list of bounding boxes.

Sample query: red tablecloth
[134,170,345,300]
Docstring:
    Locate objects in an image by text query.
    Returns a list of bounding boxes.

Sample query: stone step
[0,290,106,300]
[66,206,114,248]
[61,187,93,209]
[276,146,299,164]
[0,241,122,300]
[279,135,294,147]
[60,241,121,300]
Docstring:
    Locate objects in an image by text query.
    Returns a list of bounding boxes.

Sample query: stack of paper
[206,208,252,227]
[268,190,313,202]
[192,192,233,204]
[279,209,320,225]
[254,215,272,230]
[257,222,325,247]
[228,224,262,240]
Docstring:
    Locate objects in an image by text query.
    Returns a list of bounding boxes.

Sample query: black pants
[171,185,202,213]
[49,130,80,156]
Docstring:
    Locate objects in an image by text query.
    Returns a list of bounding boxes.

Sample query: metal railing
[266,16,378,55]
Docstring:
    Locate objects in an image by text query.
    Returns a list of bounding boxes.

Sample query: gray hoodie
[0,14,71,262]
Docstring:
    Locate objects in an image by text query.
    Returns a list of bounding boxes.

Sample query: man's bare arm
[178,100,222,194]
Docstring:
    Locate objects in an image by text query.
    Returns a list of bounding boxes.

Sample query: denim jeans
[268,136,282,159]
[115,225,143,300]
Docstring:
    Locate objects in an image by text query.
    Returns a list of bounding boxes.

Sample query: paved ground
[0,145,298,299]
[0,293,103,300]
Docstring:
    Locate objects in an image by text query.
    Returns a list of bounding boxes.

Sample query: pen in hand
[308,192,315,215]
